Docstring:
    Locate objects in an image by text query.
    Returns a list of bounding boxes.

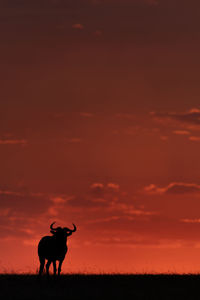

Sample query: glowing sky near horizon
[1,0,200,273]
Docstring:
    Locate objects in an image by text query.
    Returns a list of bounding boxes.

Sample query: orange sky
[1,0,200,273]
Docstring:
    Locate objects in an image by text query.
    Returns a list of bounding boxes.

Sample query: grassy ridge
[1,274,200,300]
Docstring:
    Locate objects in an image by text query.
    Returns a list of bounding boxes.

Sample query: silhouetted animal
[38,222,77,276]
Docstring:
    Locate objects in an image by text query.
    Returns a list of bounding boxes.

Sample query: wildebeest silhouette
[38,222,77,276]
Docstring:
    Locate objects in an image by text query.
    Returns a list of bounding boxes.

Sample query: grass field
[1,274,200,300]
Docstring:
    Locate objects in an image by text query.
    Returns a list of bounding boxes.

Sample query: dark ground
[1,274,200,300]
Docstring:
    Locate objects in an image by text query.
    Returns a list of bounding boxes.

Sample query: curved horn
[50,222,59,231]
[64,223,77,232]
[70,223,77,232]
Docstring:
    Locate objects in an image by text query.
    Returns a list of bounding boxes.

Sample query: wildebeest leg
[46,260,52,276]
[58,259,64,276]
[39,257,45,276]
[53,261,57,276]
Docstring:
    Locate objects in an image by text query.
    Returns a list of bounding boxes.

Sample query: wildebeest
[38,222,77,276]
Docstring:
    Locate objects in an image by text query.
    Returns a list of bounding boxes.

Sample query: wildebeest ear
[50,230,56,234]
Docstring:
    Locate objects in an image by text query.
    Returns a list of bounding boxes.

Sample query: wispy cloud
[72,23,84,30]
[0,190,24,196]
[107,183,120,191]
[144,182,200,194]
[94,30,103,36]
[188,136,200,142]
[90,182,120,197]
[0,139,27,145]
[65,138,83,143]
[181,218,200,224]
[173,130,190,135]
[79,112,94,117]
[152,108,200,130]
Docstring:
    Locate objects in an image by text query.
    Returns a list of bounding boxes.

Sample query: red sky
[1,0,200,273]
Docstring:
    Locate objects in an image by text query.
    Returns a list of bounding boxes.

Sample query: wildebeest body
[38,236,68,261]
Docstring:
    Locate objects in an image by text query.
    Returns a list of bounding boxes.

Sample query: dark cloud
[152,109,200,129]
[67,182,121,208]
[90,183,104,197]
[84,214,200,243]
[90,182,119,197]
[0,190,50,215]
[144,182,200,194]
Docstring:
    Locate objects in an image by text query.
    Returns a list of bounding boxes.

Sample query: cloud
[0,190,50,216]
[107,202,156,217]
[72,23,84,30]
[47,195,73,216]
[90,182,120,198]
[173,130,190,135]
[144,182,200,195]
[1,184,193,251]
[67,183,119,208]
[181,218,200,224]
[0,190,24,196]
[0,181,156,251]
[0,188,76,239]
[90,183,104,195]
[90,182,120,192]
[188,136,200,142]
[152,109,200,130]
[51,197,66,204]
[0,139,27,145]
[66,196,103,208]
[83,212,200,246]
[107,183,120,191]
[151,109,200,142]
[94,30,103,36]
[66,183,156,227]
[80,112,94,117]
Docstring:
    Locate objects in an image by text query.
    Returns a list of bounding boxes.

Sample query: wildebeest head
[50,222,77,237]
